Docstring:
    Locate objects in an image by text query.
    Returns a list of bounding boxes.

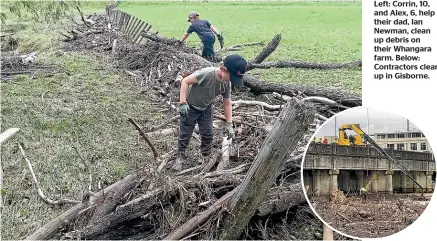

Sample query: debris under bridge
[309,193,432,238]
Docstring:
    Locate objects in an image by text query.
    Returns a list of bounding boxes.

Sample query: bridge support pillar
[370,171,379,192]
[312,170,321,196]
[329,169,339,191]
[341,171,350,191]
[356,171,364,190]
[413,171,427,193]
[400,174,407,193]
[425,171,434,193]
[385,170,394,193]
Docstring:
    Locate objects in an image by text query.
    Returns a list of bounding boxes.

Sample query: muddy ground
[310,193,432,238]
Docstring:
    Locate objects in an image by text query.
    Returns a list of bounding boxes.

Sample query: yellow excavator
[337,124,368,146]
[339,123,424,195]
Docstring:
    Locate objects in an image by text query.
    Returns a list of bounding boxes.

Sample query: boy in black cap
[173,54,247,170]
[179,11,223,60]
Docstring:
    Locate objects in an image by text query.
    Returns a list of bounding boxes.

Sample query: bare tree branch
[128,117,159,160]
[18,144,81,205]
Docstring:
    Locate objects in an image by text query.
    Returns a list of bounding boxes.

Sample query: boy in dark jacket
[179,11,223,60]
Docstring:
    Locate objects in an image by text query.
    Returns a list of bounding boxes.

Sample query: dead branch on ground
[128,117,159,159]
[18,144,81,205]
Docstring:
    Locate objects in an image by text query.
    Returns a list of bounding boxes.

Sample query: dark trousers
[202,41,215,59]
[178,104,213,156]
[361,193,367,201]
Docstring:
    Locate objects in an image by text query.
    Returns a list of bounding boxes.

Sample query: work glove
[217,33,224,49]
[179,103,189,118]
[217,34,224,42]
[225,122,235,140]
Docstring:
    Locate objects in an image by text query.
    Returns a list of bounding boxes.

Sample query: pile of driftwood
[21,10,361,240]
[311,193,431,238]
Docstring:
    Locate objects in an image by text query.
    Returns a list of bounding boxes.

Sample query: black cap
[223,54,247,87]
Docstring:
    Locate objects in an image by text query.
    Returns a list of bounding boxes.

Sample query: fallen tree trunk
[25,202,88,240]
[250,34,281,64]
[25,170,144,240]
[219,99,315,239]
[87,172,143,225]
[78,188,165,239]
[243,75,361,106]
[76,175,242,240]
[167,46,361,107]
[247,60,362,70]
[255,184,306,217]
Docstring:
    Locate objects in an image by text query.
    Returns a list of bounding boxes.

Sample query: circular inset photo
[301,107,436,239]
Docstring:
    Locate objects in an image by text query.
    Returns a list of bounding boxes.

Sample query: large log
[25,202,88,240]
[255,184,306,217]
[77,176,241,240]
[171,48,361,107]
[247,60,362,70]
[87,172,143,224]
[79,189,164,239]
[243,75,361,106]
[219,99,315,239]
[250,34,281,64]
[25,170,144,240]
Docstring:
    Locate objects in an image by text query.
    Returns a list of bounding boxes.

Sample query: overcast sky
[315,107,421,138]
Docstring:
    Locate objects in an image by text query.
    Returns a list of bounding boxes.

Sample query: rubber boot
[172,152,186,171]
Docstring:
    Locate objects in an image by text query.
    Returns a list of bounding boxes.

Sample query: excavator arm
[343,124,424,195]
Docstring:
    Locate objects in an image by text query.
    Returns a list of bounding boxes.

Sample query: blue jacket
[187,20,215,43]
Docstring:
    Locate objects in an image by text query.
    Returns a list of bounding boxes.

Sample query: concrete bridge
[302,143,436,196]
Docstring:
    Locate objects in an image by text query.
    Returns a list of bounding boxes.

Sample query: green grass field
[1,6,161,238]
[1,1,361,239]
[117,1,362,93]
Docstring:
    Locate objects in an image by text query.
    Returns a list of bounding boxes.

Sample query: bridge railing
[306,143,434,161]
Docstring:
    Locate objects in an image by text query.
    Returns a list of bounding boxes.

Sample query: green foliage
[2,0,82,24]
[0,12,6,23]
